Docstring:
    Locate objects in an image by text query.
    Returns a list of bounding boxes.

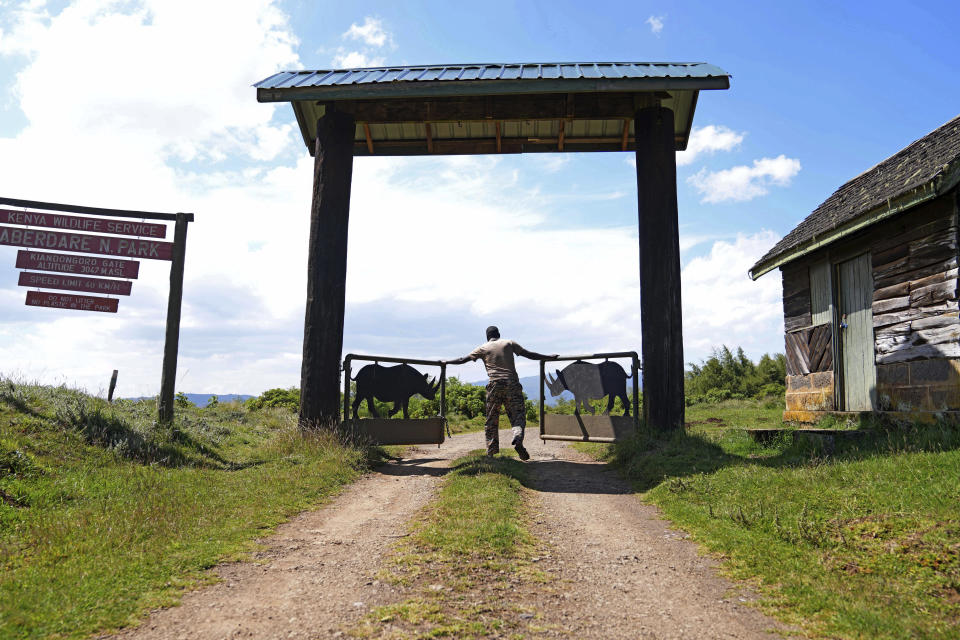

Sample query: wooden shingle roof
[750,114,960,279]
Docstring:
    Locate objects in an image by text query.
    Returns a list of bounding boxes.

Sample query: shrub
[685,346,786,402]
[247,387,300,411]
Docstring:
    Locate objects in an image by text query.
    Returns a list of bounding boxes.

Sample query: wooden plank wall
[872,193,960,364]
[785,323,833,376]
[809,260,832,325]
[782,264,812,332]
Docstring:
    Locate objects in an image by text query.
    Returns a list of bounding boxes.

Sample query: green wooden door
[837,253,876,410]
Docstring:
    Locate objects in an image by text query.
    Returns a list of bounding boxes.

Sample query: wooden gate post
[158,213,189,424]
[299,109,355,429]
[634,106,685,431]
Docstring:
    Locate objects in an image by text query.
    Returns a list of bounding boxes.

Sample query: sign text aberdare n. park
[0,225,173,260]
[19,271,132,296]
[0,209,167,238]
[25,291,119,313]
[15,250,140,278]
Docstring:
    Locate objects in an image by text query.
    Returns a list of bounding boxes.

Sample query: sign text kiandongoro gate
[254,61,731,430]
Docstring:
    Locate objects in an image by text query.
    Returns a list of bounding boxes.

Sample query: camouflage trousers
[484,379,526,455]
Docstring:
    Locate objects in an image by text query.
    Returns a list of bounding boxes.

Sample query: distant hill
[472,367,642,406]
[185,393,254,407]
[124,393,254,408]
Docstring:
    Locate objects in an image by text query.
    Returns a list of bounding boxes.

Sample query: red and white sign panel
[26,291,119,313]
[16,250,140,278]
[19,271,132,296]
[0,225,173,260]
[1,209,166,238]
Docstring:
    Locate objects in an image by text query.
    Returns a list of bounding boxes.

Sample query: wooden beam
[158,213,189,424]
[300,110,355,429]
[0,196,191,222]
[352,139,644,156]
[495,121,501,153]
[362,122,374,154]
[425,122,433,153]
[635,106,684,431]
[354,135,635,154]
[333,91,664,124]
[621,119,630,151]
[558,120,565,151]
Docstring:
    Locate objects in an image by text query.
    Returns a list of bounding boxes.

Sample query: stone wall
[784,371,834,422]
[876,357,960,412]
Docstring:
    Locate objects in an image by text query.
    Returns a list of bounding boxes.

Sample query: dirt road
[106,430,784,639]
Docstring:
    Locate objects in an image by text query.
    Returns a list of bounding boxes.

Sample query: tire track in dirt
[105,430,786,639]
[521,435,786,639]
[104,435,479,640]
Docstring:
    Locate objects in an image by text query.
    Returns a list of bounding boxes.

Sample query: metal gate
[538,351,641,442]
[342,354,448,446]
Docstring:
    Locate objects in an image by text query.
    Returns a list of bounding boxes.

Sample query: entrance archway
[254,62,731,430]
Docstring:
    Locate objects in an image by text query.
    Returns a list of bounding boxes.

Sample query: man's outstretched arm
[444,355,474,365]
[513,344,559,360]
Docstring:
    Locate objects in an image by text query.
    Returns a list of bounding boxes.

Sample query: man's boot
[512,434,530,461]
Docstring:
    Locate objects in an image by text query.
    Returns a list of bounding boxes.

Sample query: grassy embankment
[0,381,372,640]
[581,399,960,639]
[350,451,549,639]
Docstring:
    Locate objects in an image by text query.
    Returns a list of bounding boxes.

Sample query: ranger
[445,326,555,460]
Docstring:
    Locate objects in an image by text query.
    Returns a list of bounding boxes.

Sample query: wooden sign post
[157,213,189,424]
[108,369,119,403]
[0,196,193,425]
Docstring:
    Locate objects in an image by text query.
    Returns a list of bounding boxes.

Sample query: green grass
[444,413,488,436]
[582,399,960,639]
[351,451,543,639]
[413,452,530,557]
[0,381,370,640]
[685,396,786,436]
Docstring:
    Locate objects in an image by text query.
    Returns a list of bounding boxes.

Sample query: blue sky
[0,0,958,395]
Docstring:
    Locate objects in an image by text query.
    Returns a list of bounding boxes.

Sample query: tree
[685,345,786,404]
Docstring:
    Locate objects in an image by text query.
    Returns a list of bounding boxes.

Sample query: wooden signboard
[16,251,139,278]
[0,195,193,425]
[19,271,132,296]
[26,291,119,313]
[0,225,173,260]
[1,209,166,238]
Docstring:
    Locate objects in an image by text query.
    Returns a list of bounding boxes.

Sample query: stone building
[750,115,960,422]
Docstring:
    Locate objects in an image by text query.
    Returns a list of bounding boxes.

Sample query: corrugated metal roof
[255,62,729,97]
[254,61,730,156]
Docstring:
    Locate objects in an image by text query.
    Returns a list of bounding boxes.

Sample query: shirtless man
[445,326,555,460]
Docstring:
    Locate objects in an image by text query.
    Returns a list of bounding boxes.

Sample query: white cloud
[687,155,802,203]
[343,17,390,47]
[331,49,385,68]
[681,231,784,358]
[1,0,299,164]
[0,0,307,396]
[332,16,393,68]
[646,15,665,35]
[676,125,745,166]
[624,124,743,169]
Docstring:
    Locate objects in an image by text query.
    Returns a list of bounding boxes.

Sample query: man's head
[485,325,500,341]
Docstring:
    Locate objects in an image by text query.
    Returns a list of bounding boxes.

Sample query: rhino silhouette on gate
[352,363,440,420]
[545,360,631,416]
